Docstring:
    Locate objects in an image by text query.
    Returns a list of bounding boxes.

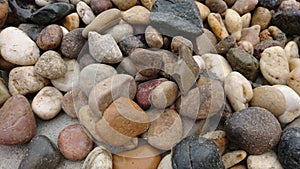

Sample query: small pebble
[247,151,283,169]
[58,124,93,161]
[90,0,112,15]
[215,35,236,55]
[285,41,299,60]
[118,35,145,56]
[145,25,163,49]
[289,58,300,71]
[240,25,261,46]
[231,0,258,15]
[157,154,172,169]
[207,13,229,41]
[36,24,63,50]
[150,81,178,109]
[0,0,9,28]
[112,0,137,10]
[0,78,10,106]
[76,1,95,25]
[140,0,155,11]
[259,0,282,9]
[35,0,55,7]
[251,7,272,30]
[225,9,242,40]
[82,146,112,169]
[104,23,134,42]
[205,0,228,13]
[194,30,218,55]
[222,150,247,169]
[62,13,80,31]
[171,36,193,55]
[241,13,251,28]
[122,5,150,25]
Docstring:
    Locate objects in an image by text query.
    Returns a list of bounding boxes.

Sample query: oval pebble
[62,13,80,31]
[150,81,178,109]
[104,23,134,43]
[157,154,172,169]
[231,0,258,15]
[122,5,150,25]
[288,67,300,96]
[90,0,112,15]
[207,13,229,41]
[76,1,95,25]
[225,9,242,40]
[112,0,137,10]
[36,24,63,50]
[82,146,112,169]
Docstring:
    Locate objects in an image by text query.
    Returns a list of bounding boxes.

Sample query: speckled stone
[259,0,282,9]
[60,28,86,59]
[253,40,282,59]
[215,35,236,55]
[118,35,145,56]
[225,107,282,155]
[36,24,63,50]
[272,8,300,36]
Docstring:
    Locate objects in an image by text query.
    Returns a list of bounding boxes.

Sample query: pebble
[60,28,86,59]
[35,0,55,7]
[224,0,236,6]
[34,50,67,80]
[231,165,247,169]
[208,13,229,41]
[157,154,172,169]
[251,7,272,30]
[145,25,163,49]
[272,8,300,36]
[225,107,282,155]
[172,136,225,169]
[231,0,258,15]
[58,124,93,161]
[118,57,137,75]
[31,2,75,25]
[240,25,261,46]
[225,9,242,40]
[146,109,182,150]
[277,127,300,169]
[194,2,210,21]
[253,40,282,58]
[18,23,44,41]
[0,27,40,65]
[260,46,289,85]
[79,63,117,96]
[0,95,36,145]
[82,8,122,38]
[118,35,145,56]
[112,0,137,10]
[224,72,253,112]
[194,30,218,55]
[171,36,193,55]
[193,55,206,69]
[285,41,299,60]
[227,47,259,80]
[268,26,287,45]
[76,1,95,25]
[122,5,150,25]
[18,135,61,169]
[259,29,273,41]
[82,146,112,169]
[289,58,300,71]
[104,23,134,42]
[279,0,299,11]
[150,0,203,39]
[32,86,63,120]
[288,67,300,96]
[90,0,112,15]
[88,32,123,64]
[62,13,80,31]
[0,0,9,28]
[150,81,178,109]
[113,144,161,169]
[203,130,228,155]
[247,151,283,169]
[241,13,251,28]
[136,78,167,109]
[259,0,282,9]
[9,66,49,95]
[36,24,63,50]
[0,78,10,106]
[140,0,155,11]
[222,150,247,169]
[205,0,228,13]
[51,59,80,92]
[237,41,254,55]
[215,35,236,55]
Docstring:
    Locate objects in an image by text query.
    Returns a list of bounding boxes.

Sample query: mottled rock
[232,0,258,15]
[254,40,282,58]
[247,151,283,169]
[272,8,300,36]
[62,12,80,31]
[215,35,236,55]
[207,13,229,41]
[76,1,95,25]
[118,35,145,56]
[259,0,282,9]
[0,0,9,28]
[90,0,112,15]
[251,7,272,30]
[60,28,86,59]
[36,24,63,50]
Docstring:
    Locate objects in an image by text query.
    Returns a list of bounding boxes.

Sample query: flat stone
[272,8,300,36]
[150,0,204,40]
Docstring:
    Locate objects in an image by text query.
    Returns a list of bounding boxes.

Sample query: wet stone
[272,8,300,36]
[18,135,61,169]
[18,23,44,41]
[36,24,63,50]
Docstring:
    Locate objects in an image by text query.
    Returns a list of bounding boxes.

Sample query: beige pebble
[35,0,55,6]
[203,130,228,155]
[157,154,172,169]
[224,72,253,112]
[225,9,242,40]
[77,1,95,25]
[150,81,178,109]
[8,66,49,95]
[0,78,10,106]
[222,150,247,169]
[237,41,254,55]
[251,7,272,30]
[208,13,229,41]
[140,0,155,11]
[105,23,134,42]
[240,25,261,45]
[195,1,210,21]
[82,146,112,169]
[171,36,193,54]
[288,67,300,96]
[112,0,137,10]
[247,151,283,169]
[51,59,80,92]
[145,25,163,49]
[289,58,300,71]
[260,46,289,85]
[32,86,63,120]
[241,13,251,28]
[285,41,299,61]
[122,5,150,25]
[193,55,206,70]
[62,13,80,31]
[231,0,258,15]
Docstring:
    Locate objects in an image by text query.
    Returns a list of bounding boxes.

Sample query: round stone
[205,0,228,13]
[58,124,93,161]
[36,24,63,50]
[225,107,282,155]
[259,0,282,9]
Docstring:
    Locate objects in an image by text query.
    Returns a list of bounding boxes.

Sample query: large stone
[272,8,300,36]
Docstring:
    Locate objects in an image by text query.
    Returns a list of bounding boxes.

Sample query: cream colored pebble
[260,46,290,85]
[222,150,247,169]
[247,151,283,169]
[288,67,300,96]
[195,1,210,21]
[224,72,253,112]
[82,146,112,169]
[225,9,242,40]
[208,13,229,41]
[241,13,251,28]
[237,40,254,55]
[76,1,95,25]
[193,55,206,70]
[285,41,299,61]
[289,58,300,71]
[157,154,172,169]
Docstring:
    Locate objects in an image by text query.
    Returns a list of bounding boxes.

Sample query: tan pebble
[122,5,150,25]
[231,0,258,15]
[251,7,272,30]
[150,81,178,109]
[285,41,299,61]
[241,13,251,28]
[247,151,283,169]
[237,41,254,55]
[259,29,273,41]
[240,25,261,45]
[145,25,163,49]
[62,13,80,31]
[195,1,210,21]
[260,46,289,85]
[222,150,247,169]
[157,154,172,169]
[208,13,229,41]
[289,58,300,71]
[0,0,9,28]
[140,0,155,11]
[171,36,193,54]
[0,78,10,106]
[82,146,112,169]
[288,67,300,96]
[112,0,137,10]
[193,55,206,70]
[203,130,228,155]
[230,165,247,169]
[225,9,242,40]
[224,72,253,112]
[76,1,95,25]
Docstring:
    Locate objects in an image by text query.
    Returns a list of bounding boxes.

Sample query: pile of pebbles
[0,0,300,168]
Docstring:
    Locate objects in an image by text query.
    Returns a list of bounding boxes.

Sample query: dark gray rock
[18,135,61,169]
[277,127,300,169]
[61,28,86,59]
[259,0,282,9]
[172,136,225,169]
[31,2,74,25]
[150,0,204,40]
[118,35,145,56]
[225,107,282,155]
[18,23,44,41]
[215,35,236,56]
[272,8,300,36]
[253,40,282,59]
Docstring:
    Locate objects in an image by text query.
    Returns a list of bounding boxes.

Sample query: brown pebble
[36,24,63,50]
[0,0,9,28]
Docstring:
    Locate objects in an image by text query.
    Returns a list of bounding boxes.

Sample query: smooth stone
[193,55,206,69]
[76,1,95,25]
[150,0,204,40]
[222,150,247,169]
[241,13,251,28]
[225,9,242,40]
[79,63,117,96]
[172,136,225,169]
[272,8,300,36]
[82,8,122,38]
[0,78,10,106]
[88,32,123,64]
[32,87,63,120]
[113,144,161,169]
[240,25,261,46]
[285,41,299,60]
[60,28,86,59]
[150,81,178,109]
[82,146,112,169]
[225,107,282,155]
[231,0,258,15]
[104,23,134,42]
[277,127,300,169]
[18,23,44,41]
[202,130,228,155]
[140,0,155,10]
[171,36,193,55]
[268,26,287,46]
[118,35,145,56]
[118,57,137,75]
[260,46,289,85]
[136,78,168,109]
[259,0,282,9]
[247,151,283,169]
[288,67,300,96]
[0,0,9,28]
[0,27,40,66]
[145,25,163,49]
[90,0,112,15]
[58,124,93,161]
[9,66,49,95]
[205,0,228,13]
[224,72,253,112]
[0,54,16,70]
[157,154,172,169]
[194,29,218,55]
[251,7,272,30]
[36,24,63,50]
[195,1,210,21]
[0,95,36,145]
[207,13,229,41]
[253,40,282,59]
[31,2,75,25]
[51,59,80,92]
[34,50,67,79]
[62,86,88,118]
[18,135,61,169]
[122,5,150,25]
[7,0,32,24]
[62,12,80,31]
[35,0,55,6]
[226,47,259,80]
[215,35,236,55]
[112,0,136,10]
[279,0,299,11]
[289,58,300,71]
